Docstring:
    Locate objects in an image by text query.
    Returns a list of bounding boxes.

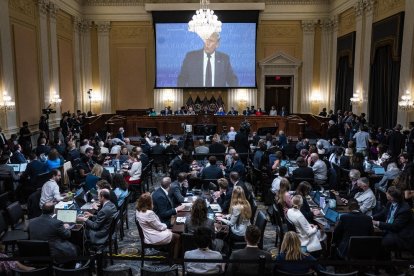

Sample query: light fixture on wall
[50,91,62,106]
[0,91,15,112]
[350,90,361,105]
[188,0,222,41]
[398,90,413,111]
[310,91,322,103]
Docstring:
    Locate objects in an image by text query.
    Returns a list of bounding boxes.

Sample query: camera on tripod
[42,108,56,115]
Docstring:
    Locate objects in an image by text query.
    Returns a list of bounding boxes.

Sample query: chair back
[347,236,383,260]
[11,266,50,275]
[17,240,51,258]
[135,217,146,247]
[181,233,197,255]
[34,172,51,189]
[103,266,133,276]
[6,201,24,228]
[0,212,8,235]
[0,192,9,211]
[254,211,267,249]
[141,265,178,276]
[27,190,42,219]
[250,200,258,224]
[53,260,91,276]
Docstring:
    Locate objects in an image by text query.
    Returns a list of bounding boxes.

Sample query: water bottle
[116,160,120,171]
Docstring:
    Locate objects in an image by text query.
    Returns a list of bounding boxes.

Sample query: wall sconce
[91,92,102,103]
[398,90,413,111]
[310,92,322,103]
[162,90,175,108]
[0,91,15,111]
[50,91,62,106]
[350,90,361,105]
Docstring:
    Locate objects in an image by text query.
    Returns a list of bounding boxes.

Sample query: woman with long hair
[135,193,180,259]
[276,178,292,214]
[112,173,129,206]
[85,164,103,191]
[46,148,63,171]
[286,195,323,256]
[276,231,321,274]
[217,186,251,241]
[295,181,315,222]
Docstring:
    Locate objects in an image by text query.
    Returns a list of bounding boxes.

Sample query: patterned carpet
[105,173,278,275]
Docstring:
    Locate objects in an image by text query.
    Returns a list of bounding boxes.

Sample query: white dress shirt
[203,52,215,86]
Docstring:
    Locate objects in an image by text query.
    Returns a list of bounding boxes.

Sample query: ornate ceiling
[80,0,331,5]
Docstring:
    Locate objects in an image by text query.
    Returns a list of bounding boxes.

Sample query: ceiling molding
[145,2,265,11]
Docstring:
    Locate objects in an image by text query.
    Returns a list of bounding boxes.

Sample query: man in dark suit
[10,144,27,164]
[178,32,238,87]
[169,173,188,208]
[291,157,314,184]
[152,177,185,227]
[0,126,7,150]
[160,106,173,116]
[28,202,78,259]
[407,122,414,161]
[227,107,238,115]
[388,124,405,158]
[227,225,272,275]
[201,156,224,180]
[214,178,232,214]
[372,186,414,252]
[229,171,251,203]
[35,137,51,157]
[208,137,226,154]
[227,154,246,179]
[332,199,374,258]
[78,189,117,245]
[18,153,47,199]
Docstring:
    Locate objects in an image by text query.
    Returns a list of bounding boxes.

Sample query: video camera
[42,104,56,115]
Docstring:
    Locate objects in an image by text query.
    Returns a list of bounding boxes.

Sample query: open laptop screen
[8,164,20,172]
[56,209,77,223]
[325,208,339,223]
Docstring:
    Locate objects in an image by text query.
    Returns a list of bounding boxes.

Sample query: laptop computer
[56,209,77,224]
[314,208,340,226]
[288,166,298,175]
[373,167,385,175]
[7,164,20,172]
[19,163,27,172]
[104,166,115,174]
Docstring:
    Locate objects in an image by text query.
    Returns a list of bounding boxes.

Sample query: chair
[135,217,168,266]
[34,172,51,190]
[0,213,28,253]
[27,190,42,219]
[119,192,131,240]
[271,204,288,249]
[103,265,133,276]
[6,201,26,231]
[181,233,197,256]
[0,192,9,211]
[141,265,178,276]
[17,240,50,258]
[250,199,258,225]
[107,212,120,265]
[274,269,315,276]
[53,260,91,276]
[151,154,167,173]
[254,211,267,249]
[11,266,50,275]
[347,236,383,260]
[319,271,359,276]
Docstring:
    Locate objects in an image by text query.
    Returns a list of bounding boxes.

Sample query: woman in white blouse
[124,151,142,185]
[286,195,323,255]
[135,193,180,259]
[217,186,251,241]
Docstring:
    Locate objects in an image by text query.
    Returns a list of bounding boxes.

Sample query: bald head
[42,201,55,214]
[310,153,319,162]
[161,177,172,189]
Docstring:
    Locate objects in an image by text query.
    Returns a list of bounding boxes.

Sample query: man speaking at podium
[178,32,238,87]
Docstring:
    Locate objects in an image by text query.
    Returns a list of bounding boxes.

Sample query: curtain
[154,89,184,112]
[334,56,354,112]
[368,45,400,129]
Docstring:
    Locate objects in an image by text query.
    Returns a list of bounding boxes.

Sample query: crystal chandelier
[188,0,222,41]
[398,90,413,111]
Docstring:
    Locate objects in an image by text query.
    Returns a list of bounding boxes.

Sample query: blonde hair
[291,195,303,209]
[277,178,291,206]
[91,164,103,177]
[229,186,251,221]
[281,231,305,260]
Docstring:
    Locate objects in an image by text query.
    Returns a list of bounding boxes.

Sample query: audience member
[10,144,27,164]
[295,181,315,222]
[112,173,129,206]
[271,166,288,194]
[201,156,224,180]
[169,172,188,207]
[291,157,314,186]
[214,178,233,214]
[354,177,376,216]
[308,153,327,185]
[194,139,209,154]
[375,162,400,193]
[39,169,63,208]
[152,177,185,227]
[227,126,237,141]
[276,178,292,215]
[135,193,180,259]
[227,225,272,275]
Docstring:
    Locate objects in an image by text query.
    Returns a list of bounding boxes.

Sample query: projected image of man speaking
[177,32,239,87]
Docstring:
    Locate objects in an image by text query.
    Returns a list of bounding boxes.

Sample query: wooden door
[265,87,291,113]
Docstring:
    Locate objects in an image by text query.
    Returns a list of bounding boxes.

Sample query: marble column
[329,16,339,110]
[79,20,93,112]
[73,17,83,111]
[38,0,51,107]
[0,0,17,132]
[320,18,333,109]
[360,0,374,117]
[397,0,414,127]
[301,20,317,113]
[48,1,61,123]
[352,0,364,114]
[96,21,112,113]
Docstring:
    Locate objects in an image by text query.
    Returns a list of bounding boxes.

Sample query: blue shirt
[46,158,62,171]
[114,188,129,206]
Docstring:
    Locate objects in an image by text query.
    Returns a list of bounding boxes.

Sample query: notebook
[56,209,77,224]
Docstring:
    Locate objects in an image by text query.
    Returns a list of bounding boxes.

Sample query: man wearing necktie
[178,32,239,87]
[372,186,414,253]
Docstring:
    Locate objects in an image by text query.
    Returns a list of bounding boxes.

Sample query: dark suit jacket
[234,132,249,154]
[227,110,239,115]
[227,246,272,276]
[230,161,246,179]
[209,142,226,154]
[178,49,238,87]
[35,145,51,157]
[332,211,374,258]
[169,181,188,207]
[201,165,224,180]
[0,133,7,149]
[11,151,27,164]
[21,159,47,186]
[28,214,77,258]
[160,109,173,116]
[217,187,232,214]
[85,201,117,245]
[152,188,176,227]
[292,167,314,181]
